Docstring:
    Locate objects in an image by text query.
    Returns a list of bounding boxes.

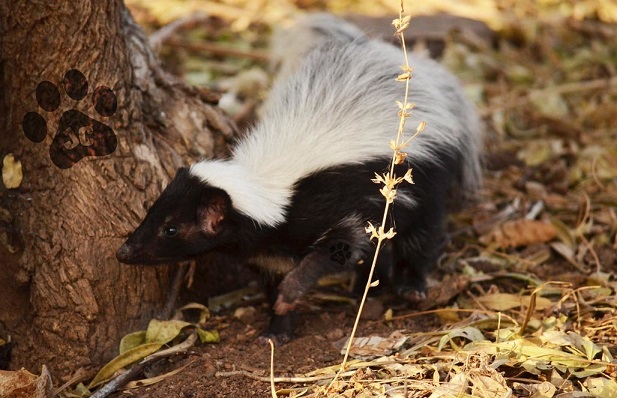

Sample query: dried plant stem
[386,307,519,326]
[325,2,422,394]
[216,370,343,383]
[269,339,278,398]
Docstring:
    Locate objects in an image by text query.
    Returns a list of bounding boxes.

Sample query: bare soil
[112,291,440,398]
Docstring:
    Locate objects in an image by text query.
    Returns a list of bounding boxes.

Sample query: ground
[5,0,616,397]
[107,240,617,397]
[105,1,617,396]
[111,292,442,398]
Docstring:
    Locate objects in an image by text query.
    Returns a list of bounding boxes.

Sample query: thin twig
[90,333,197,398]
[149,13,211,52]
[53,367,92,396]
[125,360,195,389]
[590,156,606,191]
[162,262,189,319]
[579,234,601,274]
[215,370,339,384]
[166,38,269,61]
[90,357,163,398]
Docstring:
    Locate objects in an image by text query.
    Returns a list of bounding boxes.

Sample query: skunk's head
[116,167,234,265]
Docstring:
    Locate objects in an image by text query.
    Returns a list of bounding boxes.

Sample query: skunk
[117,14,482,341]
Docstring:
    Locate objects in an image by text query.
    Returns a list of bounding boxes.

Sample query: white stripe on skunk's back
[191,18,482,228]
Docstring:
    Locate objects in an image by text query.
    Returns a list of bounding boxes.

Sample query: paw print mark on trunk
[22,69,118,169]
[22,81,61,143]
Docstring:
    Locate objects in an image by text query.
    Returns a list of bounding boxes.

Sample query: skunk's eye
[163,226,178,237]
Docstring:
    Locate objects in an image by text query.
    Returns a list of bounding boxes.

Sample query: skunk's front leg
[273,250,336,315]
[261,274,296,345]
[274,216,370,315]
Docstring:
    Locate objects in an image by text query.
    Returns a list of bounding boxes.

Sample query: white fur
[191,14,482,227]
[270,13,366,81]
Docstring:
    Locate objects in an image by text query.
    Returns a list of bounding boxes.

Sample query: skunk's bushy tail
[270,13,367,80]
[192,14,482,227]
[270,13,483,201]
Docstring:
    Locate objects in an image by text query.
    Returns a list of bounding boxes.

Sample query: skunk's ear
[198,193,228,236]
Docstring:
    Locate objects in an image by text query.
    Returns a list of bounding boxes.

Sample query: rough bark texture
[0,0,237,377]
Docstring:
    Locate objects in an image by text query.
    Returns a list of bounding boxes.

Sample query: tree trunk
[0,0,237,377]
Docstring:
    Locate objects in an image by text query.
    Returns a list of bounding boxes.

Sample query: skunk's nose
[116,243,134,263]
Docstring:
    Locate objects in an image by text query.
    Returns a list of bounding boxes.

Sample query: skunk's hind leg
[391,199,448,303]
[391,233,445,302]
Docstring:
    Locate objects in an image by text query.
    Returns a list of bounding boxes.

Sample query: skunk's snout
[116,243,136,264]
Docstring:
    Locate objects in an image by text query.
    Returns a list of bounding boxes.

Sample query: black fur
[117,154,456,340]
[117,12,481,341]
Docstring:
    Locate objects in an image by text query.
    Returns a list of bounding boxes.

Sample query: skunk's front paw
[396,287,427,303]
[257,311,295,345]
[255,332,293,347]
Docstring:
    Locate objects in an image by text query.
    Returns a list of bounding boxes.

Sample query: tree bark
[0,0,237,377]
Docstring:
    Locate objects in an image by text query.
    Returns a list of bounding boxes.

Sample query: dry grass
[54,1,617,397]
[316,4,424,396]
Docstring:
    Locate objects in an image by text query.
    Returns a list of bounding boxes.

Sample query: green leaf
[119,330,147,354]
[145,319,192,344]
[438,327,486,351]
[196,328,220,344]
[176,302,211,325]
[88,342,163,389]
